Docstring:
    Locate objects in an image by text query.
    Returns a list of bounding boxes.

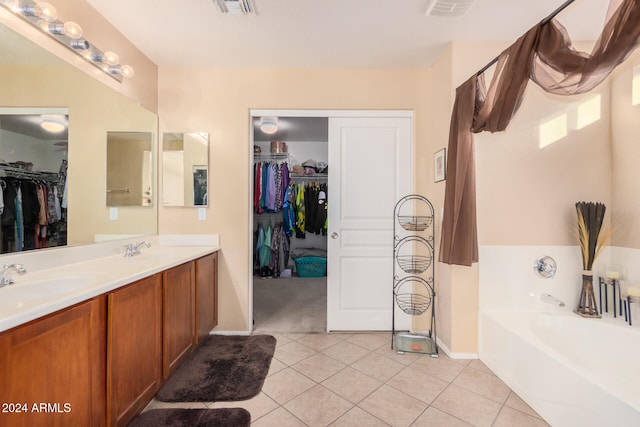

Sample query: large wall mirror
[0,17,158,251]
[162,132,209,207]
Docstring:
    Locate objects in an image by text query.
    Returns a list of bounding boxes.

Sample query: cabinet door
[0,297,107,427]
[163,261,196,378]
[107,274,162,427]
[196,252,218,343]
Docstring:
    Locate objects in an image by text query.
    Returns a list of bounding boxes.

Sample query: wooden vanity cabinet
[106,274,162,427]
[162,262,196,379]
[0,296,107,427]
[195,252,218,343]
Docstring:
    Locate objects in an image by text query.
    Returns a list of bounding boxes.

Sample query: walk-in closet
[252,116,328,333]
[0,113,68,253]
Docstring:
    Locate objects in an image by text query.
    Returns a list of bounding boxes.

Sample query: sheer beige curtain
[439,0,640,266]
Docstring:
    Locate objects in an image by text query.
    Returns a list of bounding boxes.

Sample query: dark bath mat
[156,335,276,402]
[128,408,250,427]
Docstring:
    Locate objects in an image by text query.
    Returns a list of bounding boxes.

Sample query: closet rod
[475,0,575,76]
[290,174,328,181]
[0,165,59,182]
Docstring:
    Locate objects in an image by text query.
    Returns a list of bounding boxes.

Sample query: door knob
[331,232,339,239]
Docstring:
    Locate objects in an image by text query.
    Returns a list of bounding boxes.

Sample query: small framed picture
[434,148,446,182]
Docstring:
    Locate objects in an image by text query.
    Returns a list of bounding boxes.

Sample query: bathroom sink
[0,273,108,311]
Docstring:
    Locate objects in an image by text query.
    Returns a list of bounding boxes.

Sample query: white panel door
[327,116,412,331]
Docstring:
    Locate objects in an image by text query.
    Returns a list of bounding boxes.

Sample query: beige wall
[158,67,432,331]
[611,48,640,249]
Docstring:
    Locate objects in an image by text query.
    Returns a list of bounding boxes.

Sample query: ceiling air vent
[425,0,476,17]
[212,0,256,15]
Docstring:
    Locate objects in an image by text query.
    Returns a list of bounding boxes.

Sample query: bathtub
[479,310,640,427]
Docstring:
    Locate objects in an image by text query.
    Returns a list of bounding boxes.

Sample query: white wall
[0,128,66,172]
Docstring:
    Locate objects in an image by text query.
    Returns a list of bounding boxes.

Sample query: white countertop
[0,235,220,333]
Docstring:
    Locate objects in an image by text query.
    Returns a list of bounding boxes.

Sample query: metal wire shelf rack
[392,194,437,356]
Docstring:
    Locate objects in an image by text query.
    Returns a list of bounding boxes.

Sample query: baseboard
[209,330,251,336]
[436,337,478,360]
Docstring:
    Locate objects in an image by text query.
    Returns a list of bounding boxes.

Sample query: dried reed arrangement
[575,201,609,318]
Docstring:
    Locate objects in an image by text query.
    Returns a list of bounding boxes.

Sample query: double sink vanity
[0,234,219,427]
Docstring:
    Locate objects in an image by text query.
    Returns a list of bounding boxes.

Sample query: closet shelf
[0,165,59,182]
[289,174,328,181]
[254,153,289,161]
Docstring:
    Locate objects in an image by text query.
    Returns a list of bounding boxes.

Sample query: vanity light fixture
[0,0,134,82]
[259,117,278,134]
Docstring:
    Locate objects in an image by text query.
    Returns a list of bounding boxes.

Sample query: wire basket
[397,215,433,231]
[396,254,432,274]
[395,292,432,315]
[394,276,434,316]
[294,257,327,277]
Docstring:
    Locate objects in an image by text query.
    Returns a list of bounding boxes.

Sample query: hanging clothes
[282,185,295,236]
[253,159,289,214]
[1,180,17,253]
[254,221,290,278]
[0,176,62,254]
[295,183,305,238]
[289,181,328,238]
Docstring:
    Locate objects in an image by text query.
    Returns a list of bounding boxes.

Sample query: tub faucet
[124,241,151,257]
[540,293,565,307]
[0,263,27,286]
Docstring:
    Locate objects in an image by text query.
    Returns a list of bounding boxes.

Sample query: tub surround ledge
[0,234,220,333]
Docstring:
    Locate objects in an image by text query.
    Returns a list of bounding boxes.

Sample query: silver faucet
[123,241,151,257]
[540,292,565,307]
[0,263,27,286]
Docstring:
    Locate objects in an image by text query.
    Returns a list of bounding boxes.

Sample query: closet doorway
[251,115,329,333]
[249,110,413,334]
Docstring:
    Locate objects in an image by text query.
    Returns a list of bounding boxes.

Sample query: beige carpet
[253,276,326,333]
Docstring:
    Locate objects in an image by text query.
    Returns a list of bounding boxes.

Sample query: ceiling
[86,0,608,68]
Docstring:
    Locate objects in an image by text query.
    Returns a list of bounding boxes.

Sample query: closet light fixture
[40,116,66,133]
[0,0,134,82]
[259,118,278,134]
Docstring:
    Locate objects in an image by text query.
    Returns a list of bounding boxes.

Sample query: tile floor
[146,332,550,427]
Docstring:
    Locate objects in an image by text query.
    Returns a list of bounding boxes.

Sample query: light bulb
[34,2,57,21]
[120,65,134,78]
[39,20,83,40]
[260,118,279,134]
[41,120,65,133]
[102,51,119,66]
[63,21,83,39]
